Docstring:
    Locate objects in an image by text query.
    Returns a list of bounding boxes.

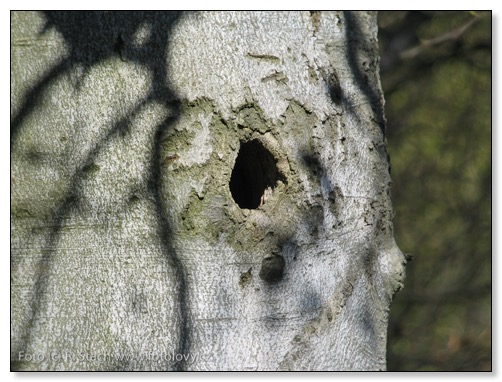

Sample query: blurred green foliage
[378,11,491,371]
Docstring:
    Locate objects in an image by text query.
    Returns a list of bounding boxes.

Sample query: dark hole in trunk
[229,139,284,209]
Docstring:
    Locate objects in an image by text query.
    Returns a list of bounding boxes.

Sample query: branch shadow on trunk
[12,11,191,371]
[343,11,386,136]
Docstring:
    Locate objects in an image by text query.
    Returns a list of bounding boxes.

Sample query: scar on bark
[259,254,285,283]
[309,11,321,35]
[239,268,253,288]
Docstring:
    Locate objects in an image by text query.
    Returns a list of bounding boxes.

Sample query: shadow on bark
[12,11,191,371]
[343,11,386,136]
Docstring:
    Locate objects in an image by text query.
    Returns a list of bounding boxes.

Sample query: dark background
[377,11,491,371]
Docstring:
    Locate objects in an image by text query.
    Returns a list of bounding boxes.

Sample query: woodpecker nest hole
[229,139,285,209]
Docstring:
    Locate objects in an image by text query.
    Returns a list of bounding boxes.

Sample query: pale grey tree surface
[11,11,406,371]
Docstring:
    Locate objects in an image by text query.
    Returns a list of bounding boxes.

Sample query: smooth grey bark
[11,11,406,371]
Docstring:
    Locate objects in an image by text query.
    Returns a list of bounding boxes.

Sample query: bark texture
[11,11,406,371]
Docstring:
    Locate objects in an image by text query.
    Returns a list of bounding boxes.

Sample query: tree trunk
[11,11,406,371]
